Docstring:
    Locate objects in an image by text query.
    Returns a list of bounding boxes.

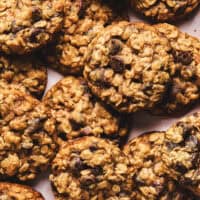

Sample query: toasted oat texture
[162,112,200,196]
[43,76,128,145]
[123,131,196,200]
[0,55,47,99]
[151,23,200,114]
[0,182,44,200]
[0,82,57,181]
[0,0,64,55]
[44,0,128,75]
[130,0,200,21]
[84,21,171,113]
[50,136,133,200]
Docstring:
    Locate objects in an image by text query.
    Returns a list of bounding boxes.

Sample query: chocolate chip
[58,132,67,141]
[32,7,42,22]
[109,56,128,73]
[69,119,83,131]
[109,39,122,55]
[91,166,103,176]
[172,49,193,65]
[89,145,98,152]
[80,177,96,189]
[30,28,43,43]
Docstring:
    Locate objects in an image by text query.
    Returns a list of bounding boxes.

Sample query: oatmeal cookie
[0,182,44,200]
[0,82,57,181]
[161,112,200,196]
[123,131,196,199]
[151,23,200,114]
[84,21,171,113]
[50,136,133,200]
[0,54,47,99]
[130,0,200,21]
[43,0,128,75]
[43,76,128,145]
[0,0,64,55]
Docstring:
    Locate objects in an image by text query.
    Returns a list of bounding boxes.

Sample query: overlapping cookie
[0,0,65,54]
[0,182,44,200]
[43,0,128,75]
[43,76,128,145]
[50,136,133,200]
[84,21,171,113]
[130,0,200,21]
[0,82,56,181]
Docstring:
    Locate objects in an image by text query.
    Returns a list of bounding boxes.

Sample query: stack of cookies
[0,0,199,199]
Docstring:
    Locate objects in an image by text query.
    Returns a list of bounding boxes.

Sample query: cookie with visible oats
[0,54,47,99]
[43,76,128,145]
[161,112,200,196]
[123,131,196,200]
[43,0,128,75]
[0,82,57,181]
[0,182,44,200]
[152,23,200,114]
[84,21,171,113]
[0,0,64,54]
[130,0,200,21]
[50,136,133,200]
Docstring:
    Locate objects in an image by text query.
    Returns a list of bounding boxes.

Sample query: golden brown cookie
[43,76,128,145]
[0,0,65,54]
[50,136,133,200]
[0,182,44,200]
[84,21,171,113]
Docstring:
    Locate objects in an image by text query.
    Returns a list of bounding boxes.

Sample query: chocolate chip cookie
[152,23,200,114]
[0,182,44,200]
[123,131,196,199]
[0,0,64,55]
[0,54,47,99]
[161,112,200,196]
[0,82,57,181]
[84,21,171,113]
[130,0,200,21]
[50,136,133,200]
[44,0,128,75]
[43,76,128,145]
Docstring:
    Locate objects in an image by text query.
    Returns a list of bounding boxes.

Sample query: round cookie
[0,82,56,181]
[44,0,128,75]
[0,0,65,55]
[0,182,44,200]
[123,131,196,199]
[84,21,171,113]
[50,136,133,200]
[161,112,200,196]
[130,0,200,22]
[43,76,128,145]
[152,23,200,114]
[0,54,47,99]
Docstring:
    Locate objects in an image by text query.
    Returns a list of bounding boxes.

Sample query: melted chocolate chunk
[172,49,193,65]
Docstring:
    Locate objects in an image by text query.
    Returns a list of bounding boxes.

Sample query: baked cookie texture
[152,23,200,114]
[0,182,44,200]
[0,0,65,55]
[0,82,57,181]
[43,76,128,145]
[130,0,200,21]
[162,112,200,196]
[50,136,133,200]
[0,54,47,99]
[123,131,196,200]
[84,21,171,113]
[44,0,128,75]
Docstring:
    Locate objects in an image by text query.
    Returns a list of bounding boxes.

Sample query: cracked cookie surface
[43,0,128,75]
[50,136,133,200]
[0,82,57,181]
[161,112,200,196]
[130,0,200,21]
[123,131,196,200]
[151,23,200,114]
[84,21,171,113]
[0,182,44,200]
[43,76,128,145]
[0,0,64,54]
[0,54,47,99]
